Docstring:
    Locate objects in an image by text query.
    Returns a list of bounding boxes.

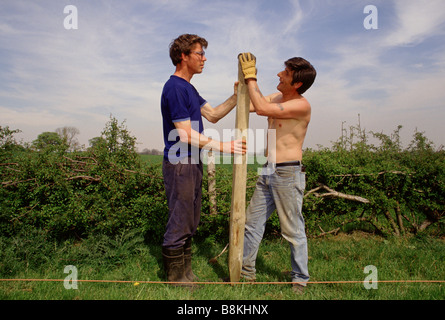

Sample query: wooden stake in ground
[228,60,250,283]
[207,150,217,215]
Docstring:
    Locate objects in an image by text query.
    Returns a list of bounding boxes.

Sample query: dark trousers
[162,158,203,249]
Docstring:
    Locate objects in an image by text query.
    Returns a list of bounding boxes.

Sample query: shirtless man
[238,53,316,293]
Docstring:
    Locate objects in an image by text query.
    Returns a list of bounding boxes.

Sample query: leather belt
[264,161,302,167]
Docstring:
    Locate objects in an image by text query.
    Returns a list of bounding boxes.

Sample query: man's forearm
[246,80,268,115]
[175,120,237,154]
[193,130,223,151]
[210,94,237,123]
[176,124,245,154]
[180,128,230,153]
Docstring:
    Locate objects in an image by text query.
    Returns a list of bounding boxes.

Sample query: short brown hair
[285,57,316,94]
[169,34,208,66]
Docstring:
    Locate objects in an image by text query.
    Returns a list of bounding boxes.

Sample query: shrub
[0,118,167,241]
[1,120,443,243]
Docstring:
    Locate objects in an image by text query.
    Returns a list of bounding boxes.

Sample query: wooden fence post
[228,60,250,283]
[207,150,217,215]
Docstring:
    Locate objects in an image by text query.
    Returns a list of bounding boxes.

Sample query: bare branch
[331,171,412,177]
[307,184,370,204]
[1,178,36,187]
[66,175,101,182]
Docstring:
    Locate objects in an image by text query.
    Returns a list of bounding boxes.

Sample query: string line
[0,278,443,285]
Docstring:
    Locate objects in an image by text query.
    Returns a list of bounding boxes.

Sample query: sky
[1,0,444,152]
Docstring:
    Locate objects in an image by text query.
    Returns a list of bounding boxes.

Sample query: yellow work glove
[238,52,257,81]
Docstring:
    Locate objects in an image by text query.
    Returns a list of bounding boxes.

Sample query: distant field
[140,154,264,172]
[140,154,163,165]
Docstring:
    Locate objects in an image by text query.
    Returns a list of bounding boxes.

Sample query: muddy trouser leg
[162,159,203,284]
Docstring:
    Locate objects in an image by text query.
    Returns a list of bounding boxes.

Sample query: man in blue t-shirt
[160,34,246,286]
[161,75,206,163]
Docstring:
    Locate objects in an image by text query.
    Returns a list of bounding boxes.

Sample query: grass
[140,154,163,166]
[0,231,444,300]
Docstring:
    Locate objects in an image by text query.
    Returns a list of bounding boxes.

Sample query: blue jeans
[241,162,310,284]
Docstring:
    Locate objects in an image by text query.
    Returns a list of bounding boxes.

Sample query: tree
[56,126,80,152]
[89,116,139,167]
[32,132,64,151]
[88,136,105,150]
[0,126,22,151]
[140,148,162,155]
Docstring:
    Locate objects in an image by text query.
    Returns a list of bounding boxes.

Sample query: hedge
[1,119,443,243]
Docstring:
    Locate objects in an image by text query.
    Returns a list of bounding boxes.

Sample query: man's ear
[293,82,303,91]
[181,52,189,63]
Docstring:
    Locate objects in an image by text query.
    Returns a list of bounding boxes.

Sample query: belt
[264,161,302,167]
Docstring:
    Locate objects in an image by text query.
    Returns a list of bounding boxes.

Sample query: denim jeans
[241,162,310,284]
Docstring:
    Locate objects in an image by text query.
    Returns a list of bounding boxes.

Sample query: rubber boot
[183,238,198,282]
[162,246,192,287]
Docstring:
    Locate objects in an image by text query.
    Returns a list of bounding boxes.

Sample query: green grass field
[1,232,443,300]
[139,154,264,172]
[140,154,163,165]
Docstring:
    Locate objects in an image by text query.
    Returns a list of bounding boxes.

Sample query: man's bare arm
[174,120,246,154]
[246,80,309,118]
[201,82,239,123]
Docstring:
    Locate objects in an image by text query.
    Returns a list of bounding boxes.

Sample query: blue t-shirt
[161,75,207,162]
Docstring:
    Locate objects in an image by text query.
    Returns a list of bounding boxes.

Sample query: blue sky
[1,0,444,152]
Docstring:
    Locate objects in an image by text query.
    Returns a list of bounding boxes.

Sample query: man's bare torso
[266,93,311,163]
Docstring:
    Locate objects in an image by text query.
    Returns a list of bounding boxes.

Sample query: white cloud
[384,0,445,47]
[283,0,305,34]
